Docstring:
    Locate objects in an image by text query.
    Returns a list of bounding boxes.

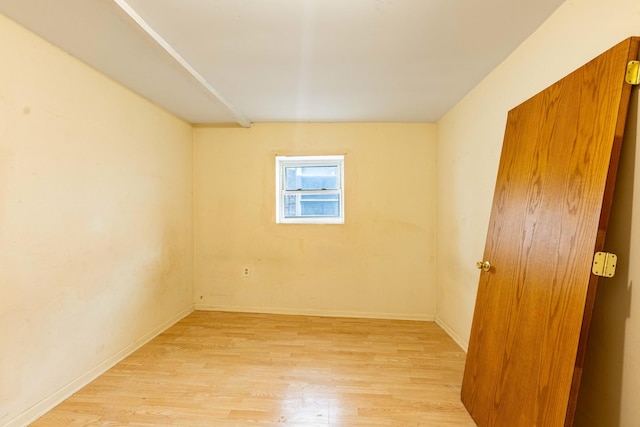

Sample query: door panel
[461,37,639,426]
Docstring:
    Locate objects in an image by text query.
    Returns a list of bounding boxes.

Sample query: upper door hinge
[592,252,617,278]
[626,61,640,85]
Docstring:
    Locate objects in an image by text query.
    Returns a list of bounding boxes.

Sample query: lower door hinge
[592,252,617,278]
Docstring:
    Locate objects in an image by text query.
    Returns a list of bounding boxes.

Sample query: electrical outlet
[242,267,250,277]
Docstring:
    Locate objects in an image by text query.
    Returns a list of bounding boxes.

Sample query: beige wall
[436,0,640,425]
[194,123,436,320]
[0,14,194,426]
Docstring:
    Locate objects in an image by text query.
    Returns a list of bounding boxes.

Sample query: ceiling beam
[111,0,251,127]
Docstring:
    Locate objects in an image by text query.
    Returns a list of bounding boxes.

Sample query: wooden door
[461,37,640,426]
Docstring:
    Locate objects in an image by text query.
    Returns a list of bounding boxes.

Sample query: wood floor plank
[32,311,476,426]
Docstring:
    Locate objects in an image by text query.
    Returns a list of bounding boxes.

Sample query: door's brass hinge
[592,252,617,278]
[626,61,640,85]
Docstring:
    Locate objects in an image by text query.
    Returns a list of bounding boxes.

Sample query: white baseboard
[194,304,435,322]
[6,305,195,427]
[435,315,468,352]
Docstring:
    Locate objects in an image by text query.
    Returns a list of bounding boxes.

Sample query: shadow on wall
[574,89,638,426]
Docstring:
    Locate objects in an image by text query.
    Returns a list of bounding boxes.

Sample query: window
[276,155,344,224]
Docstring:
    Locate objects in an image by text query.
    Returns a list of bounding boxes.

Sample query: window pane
[284,194,340,217]
[284,166,339,190]
[276,155,344,224]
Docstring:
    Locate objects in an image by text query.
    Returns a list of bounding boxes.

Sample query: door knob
[476,260,491,272]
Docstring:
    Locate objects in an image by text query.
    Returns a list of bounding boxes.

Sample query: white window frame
[275,155,345,224]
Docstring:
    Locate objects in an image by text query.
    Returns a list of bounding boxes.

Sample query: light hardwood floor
[32,311,476,426]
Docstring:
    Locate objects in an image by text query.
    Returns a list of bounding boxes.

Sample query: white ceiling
[0,0,565,126]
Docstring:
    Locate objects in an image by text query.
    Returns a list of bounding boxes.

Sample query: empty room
[2,0,640,426]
